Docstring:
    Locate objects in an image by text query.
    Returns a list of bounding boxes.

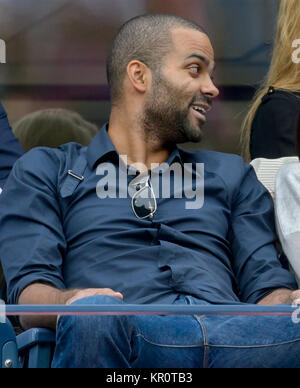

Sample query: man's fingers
[66,288,124,305]
[290,290,300,305]
[112,292,124,300]
[101,288,123,299]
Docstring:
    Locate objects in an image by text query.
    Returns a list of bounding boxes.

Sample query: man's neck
[108,112,172,170]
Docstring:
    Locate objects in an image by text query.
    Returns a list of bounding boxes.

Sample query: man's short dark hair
[106,14,206,103]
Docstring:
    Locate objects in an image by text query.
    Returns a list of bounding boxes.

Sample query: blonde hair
[241,0,300,161]
[13,108,98,152]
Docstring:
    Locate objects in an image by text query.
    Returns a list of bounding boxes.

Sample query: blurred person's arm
[275,163,300,285]
[0,101,23,188]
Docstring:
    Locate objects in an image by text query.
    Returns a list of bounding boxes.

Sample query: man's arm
[0,148,70,309]
[257,288,293,305]
[228,161,298,304]
[18,283,123,330]
[257,289,300,306]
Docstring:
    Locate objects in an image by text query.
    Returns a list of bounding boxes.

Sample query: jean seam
[194,315,209,368]
[184,296,209,368]
[208,337,300,349]
[134,333,203,348]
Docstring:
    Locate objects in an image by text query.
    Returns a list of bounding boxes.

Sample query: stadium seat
[0,279,55,368]
[17,328,55,368]
[0,319,20,368]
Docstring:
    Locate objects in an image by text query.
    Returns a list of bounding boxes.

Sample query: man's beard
[141,73,208,146]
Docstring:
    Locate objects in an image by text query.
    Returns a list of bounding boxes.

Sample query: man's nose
[200,74,219,99]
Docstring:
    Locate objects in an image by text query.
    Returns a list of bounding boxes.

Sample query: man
[0,101,23,191]
[0,14,300,368]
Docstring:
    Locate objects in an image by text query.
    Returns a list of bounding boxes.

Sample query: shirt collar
[87,123,117,169]
[87,123,184,169]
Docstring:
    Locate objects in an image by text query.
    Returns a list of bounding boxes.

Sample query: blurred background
[0,0,279,155]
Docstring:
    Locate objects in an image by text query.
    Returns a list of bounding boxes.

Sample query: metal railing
[2,304,299,317]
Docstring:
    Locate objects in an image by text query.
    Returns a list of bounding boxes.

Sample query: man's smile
[191,104,208,120]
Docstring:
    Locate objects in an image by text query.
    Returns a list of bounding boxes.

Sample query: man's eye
[189,66,200,74]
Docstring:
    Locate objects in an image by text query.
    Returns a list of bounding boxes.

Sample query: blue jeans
[51,295,300,368]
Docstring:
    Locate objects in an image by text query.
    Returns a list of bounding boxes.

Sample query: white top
[275,162,300,285]
[251,157,299,196]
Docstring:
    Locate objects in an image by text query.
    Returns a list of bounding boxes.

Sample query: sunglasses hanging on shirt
[131,176,157,220]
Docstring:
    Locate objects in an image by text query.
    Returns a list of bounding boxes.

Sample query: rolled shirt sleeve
[0,148,67,304]
[228,162,297,304]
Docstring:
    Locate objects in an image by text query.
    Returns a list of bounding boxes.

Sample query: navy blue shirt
[0,124,296,305]
[0,102,23,189]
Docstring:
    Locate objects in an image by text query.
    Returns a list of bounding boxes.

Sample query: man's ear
[126,60,150,94]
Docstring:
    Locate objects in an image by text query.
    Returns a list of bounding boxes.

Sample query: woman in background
[241,0,300,162]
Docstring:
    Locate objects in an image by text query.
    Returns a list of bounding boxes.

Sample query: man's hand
[18,283,123,330]
[56,288,123,328]
[65,288,123,305]
[290,290,300,305]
